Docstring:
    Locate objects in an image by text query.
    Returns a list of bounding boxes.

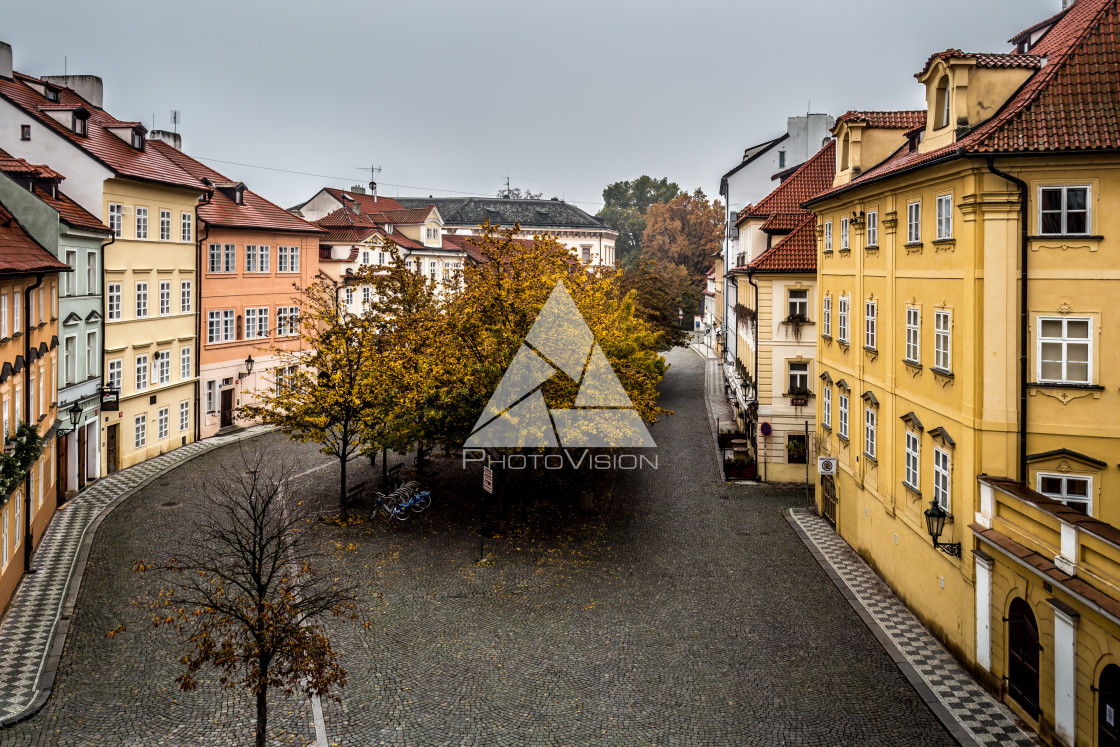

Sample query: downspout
[194,191,212,445]
[985,157,1029,483]
[747,268,760,433]
[23,273,43,571]
[99,231,115,478]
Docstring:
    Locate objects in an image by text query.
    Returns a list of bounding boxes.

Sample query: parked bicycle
[367,481,433,521]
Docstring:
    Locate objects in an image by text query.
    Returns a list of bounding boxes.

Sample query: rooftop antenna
[503,174,511,198]
[64,56,67,75]
[357,164,381,201]
[170,109,180,134]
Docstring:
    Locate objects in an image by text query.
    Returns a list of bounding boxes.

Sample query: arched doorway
[821,474,837,528]
[1007,597,1040,719]
[1100,664,1120,746]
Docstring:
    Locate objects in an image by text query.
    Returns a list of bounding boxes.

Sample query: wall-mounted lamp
[239,354,254,380]
[924,500,962,557]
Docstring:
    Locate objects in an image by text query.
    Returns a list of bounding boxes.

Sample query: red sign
[482,466,493,494]
[791,397,808,407]
[760,422,772,437]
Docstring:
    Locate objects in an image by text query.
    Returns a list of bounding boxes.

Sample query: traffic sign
[760,422,772,437]
[482,466,493,494]
[818,457,837,475]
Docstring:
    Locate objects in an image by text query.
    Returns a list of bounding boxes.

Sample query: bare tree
[146,447,354,747]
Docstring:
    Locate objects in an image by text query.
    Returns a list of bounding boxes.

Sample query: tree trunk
[339,451,348,522]
[255,677,268,747]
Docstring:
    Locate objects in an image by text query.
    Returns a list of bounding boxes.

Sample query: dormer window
[72,111,88,137]
[131,129,144,150]
[384,223,393,234]
[44,86,59,103]
[840,134,851,171]
[935,76,951,129]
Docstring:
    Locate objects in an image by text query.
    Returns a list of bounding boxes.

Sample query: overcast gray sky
[5,0,1057,211]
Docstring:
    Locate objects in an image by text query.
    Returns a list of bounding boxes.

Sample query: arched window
[935,75,951,129]
[1099,664,1120,746]
[840,133,851,171]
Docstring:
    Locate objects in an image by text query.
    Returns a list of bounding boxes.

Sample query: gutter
[97,229,114,479]
[22,273,43,570]
[984,157,1029,483]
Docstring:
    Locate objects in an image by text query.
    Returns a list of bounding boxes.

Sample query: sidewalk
[0,425,273,725]
[786,508,1039,746]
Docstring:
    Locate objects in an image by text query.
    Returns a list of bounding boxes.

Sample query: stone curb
[0,426,276,728]
[783,507,980,747]
[690,344,726,484]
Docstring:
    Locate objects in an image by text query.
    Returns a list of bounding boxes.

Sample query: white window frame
[65,250,77,296]
[135,354,148,391]
[289,245,300,273]
[823,221,832,252]
[1036,472,1092,514]
[934,447,951,511]
[934,310,952,372]
[86,330,97,377]
[159,281,171,316]
[64,334,77,385]
[866,210,878,247]
[907,201,921,244]
[160,209,171,241]
[179,401,190,432]
[208,243,222,273]
[864,300,876,350]
[905,307,920,363]
[135,281,148,318]
[134,414,146,449]
[224,244,236,273]
[180,281,191,313]
[864,408,876,460]
[258,245,270,272]
[936,194,952,240]
[822,386,832,429]
[905,431,921,490]
[181,212,192,242]
[205,380,217,413]
[222,309,235,342]
[245,245,257,273]
[157,406,169,440]
[156,350,170,385]
[109,204,122,238]
[1038,185,1090,236]
[788,289,808,319]
[278,246,289,273]
[107,283,121,321]
[181,345,192,380]
[840,216,849,251]
[1037,316,1092,384]
[87,251,96,293]
[823,296,832,337]
[838,295,849,344]
[107,358,122,392]
[135,207,148,240]
[1,293,7,338]
[788,361,809,394]
[838,392,849,440]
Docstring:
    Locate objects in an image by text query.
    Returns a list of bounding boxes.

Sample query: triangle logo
[465,282,656,449]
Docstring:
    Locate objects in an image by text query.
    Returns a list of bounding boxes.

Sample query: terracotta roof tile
[746,215,817,273]
[834,110,927,130]
[0,148,109,233]
[747,141,836,217]
[915,49,1044,78]
[758,212,807,232]
[323,188,404,214]
[367,207,435,225]
[0,201,72,274]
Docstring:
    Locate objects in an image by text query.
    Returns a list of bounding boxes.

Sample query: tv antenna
[170,109,181,133]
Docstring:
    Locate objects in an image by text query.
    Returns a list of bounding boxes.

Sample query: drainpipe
[985,157,1029,483]
[23,273,43,571]
[746,268,760,437]
[193,191,212,445]
[98,230,114,479]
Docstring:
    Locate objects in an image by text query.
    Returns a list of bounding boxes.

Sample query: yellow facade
[100,178,201,474]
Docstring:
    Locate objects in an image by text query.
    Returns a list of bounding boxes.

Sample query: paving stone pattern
[789,509,1038,746]
[2,351,956,745]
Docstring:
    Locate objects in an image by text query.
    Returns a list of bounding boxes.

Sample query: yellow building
[808,2,1120,743]
[0,67,206,473]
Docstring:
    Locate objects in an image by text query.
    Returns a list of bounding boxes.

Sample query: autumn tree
[596,176,681,268]
[620,260,700,350]
[147,448,352,747]
[241,271,378,521]
[639,188,724,283]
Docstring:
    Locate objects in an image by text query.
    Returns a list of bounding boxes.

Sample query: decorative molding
[1057,302,1072,315]
[1029,387,1099,405]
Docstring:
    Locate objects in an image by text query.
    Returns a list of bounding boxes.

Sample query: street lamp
[677,307,683,329]
[58,401,83,435]
[924,500,962,557]
[239,354,254,380]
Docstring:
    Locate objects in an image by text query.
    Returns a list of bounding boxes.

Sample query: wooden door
[821,475,837,528]
[1007,598,1040,719]
[1100,665,1120,746]
[77,424,87,490]
[58,433,69,496]
[220,389,234,429]
[106,423,118,475]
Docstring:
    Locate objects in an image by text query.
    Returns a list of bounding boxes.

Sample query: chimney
[148,130,182,150]
[0,42,11,80]
[41,74,103,108]
[1062,0,1076,7]
[350,184,366,194]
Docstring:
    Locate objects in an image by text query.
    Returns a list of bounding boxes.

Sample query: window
[107,359,122,392]
[109,204,122,238]
[379,251,386,265]
[824,221,832,252]
[864,408,877,460]
[207,310,235,343]
[866,210,878,246]
[838,392,849,440]
[822,386,832,429]
[135,354,148,390]
[277,306,299,336]
[258,245,270,272]
[134,414,146,449]
[245,308,268,339]
[87,251,97,294]
[864,300,876,349]
[218,244,233,273]
[1,293,7,337]
[823,296,832,337]
[1039,186,1089,235]
[934,448,951,511]
[135,282,148,318]
[160,210,171,241]
[840,134,850,171]
[935,75,951,128]
[14,385,19,424]
[936,195,952,239]
[1,504,7,568]
[245,245,257,273]
[289,245,300,273]
[179,401,190,432]
[108,283,121,320]
[64,335,76,385]
[206,380,217,413]
[905,432,921,490]
[788,289,808,319]
[29,375,35,422]
[344,287,354,306]
[181,212,192,242]
[838,295,849,344]
[361,250,371,265]
[362,286,371,306]
[12,290,19,334]
[159,281,171,316]
[430,260,437,280]
[934,310,951,372]
[905,308,920,363]
[426,228,438,242]
[1037,317,1091,383]
[840,216,849,250]
[581,247,591,263]
[789,362,809,394]
[1038,473,1091,514]
[64,250,77,296]
[135,207,148,239]
[180,346,191,380]
[157,407,169,440]
[907,201,921,244]
[779,150,786,168]
[156,350,170,385]
[180,281,191,313]
[278,246,289,273]
[86,330,97,377]
[787,435,807,465]
[20,124,30,141]
[208,243,222,273]
[131,130,144,150]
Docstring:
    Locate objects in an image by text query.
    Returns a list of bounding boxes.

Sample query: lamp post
[239,354,255,380]
[677,307,683,330]
[58,400,83,436]
[924,500,962,556]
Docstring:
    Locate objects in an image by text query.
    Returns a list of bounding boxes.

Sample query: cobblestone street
[1,349,954,746]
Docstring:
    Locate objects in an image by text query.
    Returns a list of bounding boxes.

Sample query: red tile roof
[319,227,378,244]
[0,73,204,192]
[322,188,403,214]
[0,148,109,233]
[810,0,1120,203]
[745,141,837,217]
[915,49,1044,78]
[147,141,322,234]
[758,212,807,232]
[367,206,435,225]
[834,110,927,130]
[0,201,71,275]
[318,206,378,229]
[747,214,816,273]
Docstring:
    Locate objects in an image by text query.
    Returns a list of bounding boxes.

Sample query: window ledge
[931,367,954,378]
[902,482,922,498]
[837,434,849,444]
[838,340,850,350]
[864,244,879,250]
[1028,381,1104,391]
[863,346,878,354]
[932,238,955,245]
[1029,235,1103,241]
[903,359,922,370]
[821,423,831,432]
[905,241,923,248]
[821,333,832,341]
[823,249,833,254]
[864,453,877,464]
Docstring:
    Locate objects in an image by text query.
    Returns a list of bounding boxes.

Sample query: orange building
[147,137,323,436]
[0,199,67,613]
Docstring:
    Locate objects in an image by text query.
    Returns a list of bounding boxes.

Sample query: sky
[4,0,1058,213]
